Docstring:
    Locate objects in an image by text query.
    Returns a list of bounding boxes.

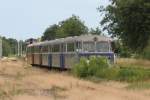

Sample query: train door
[60,43,65,69]
[31,46,34,65]
[39,46,42,65]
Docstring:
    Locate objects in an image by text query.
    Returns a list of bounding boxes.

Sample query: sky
[0,0,109,40]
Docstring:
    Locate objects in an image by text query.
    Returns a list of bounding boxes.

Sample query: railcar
[26,35,115,69]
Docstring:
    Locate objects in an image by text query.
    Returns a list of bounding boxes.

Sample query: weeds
[50,85,67,100]
[72,57,110,78]
[127,82,150,90]
[72,57,150,82]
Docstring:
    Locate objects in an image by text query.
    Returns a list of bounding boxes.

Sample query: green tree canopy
[56,15,88,38]
[41,24,59,41]
[89,27,102,35]
[2,37,11,56]
[41,15,88,41]
[99,0,150,52]
[2,37,17,56]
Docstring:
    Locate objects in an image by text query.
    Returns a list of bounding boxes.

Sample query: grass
[72,57,150,83]
[117,67,150,82]
[116,58,150,68]
[49,85,67,100]
[0,84,24,100]
[127,82,150,90]
[0,84,68,100]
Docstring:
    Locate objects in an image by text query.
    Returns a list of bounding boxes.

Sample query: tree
[41,24,59,41]
[2,37,11,56]
[99,0,150,52]
[41,15,88,41]
[90,27,102,35]
[1,37,18,57]
[7,38,18,55]
[56,15,88,38]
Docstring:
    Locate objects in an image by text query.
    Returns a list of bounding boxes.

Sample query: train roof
[28,34,113,47]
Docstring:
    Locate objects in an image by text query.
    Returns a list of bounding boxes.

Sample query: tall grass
[116,58,150,68]
[72,57,150,82]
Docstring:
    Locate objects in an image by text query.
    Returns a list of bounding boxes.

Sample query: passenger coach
[26,35,115,69]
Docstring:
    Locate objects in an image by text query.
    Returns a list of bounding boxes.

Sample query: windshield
[96,42,110,52]
[83,42,95,52]
[79,42,111,52]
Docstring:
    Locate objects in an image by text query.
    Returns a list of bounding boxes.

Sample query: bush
[72,58,89,77]
[88,57,109,76]
[117,68,143,82]
[72,56,110,78]
[95,67,119,80]
[72,57,150,82]
[141,43,150,60]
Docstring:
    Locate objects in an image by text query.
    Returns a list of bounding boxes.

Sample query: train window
[27,47,29,53]
[52,44,60,52]
[34,46,36,53]
[48,45,52,52]
[96,42,109,52]
[34,46,40,53]
[29,47,32,53]
[31,47,34,53]
[67,43,74,52]
[42,46,48,53]
[26,48,29,53]
[76,42,82,52]
[60,44,66,52]
[83,42,95,52]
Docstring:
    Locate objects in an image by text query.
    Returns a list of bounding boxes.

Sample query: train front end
[75,36,115,64]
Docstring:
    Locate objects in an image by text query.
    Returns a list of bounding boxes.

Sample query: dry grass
[116,58,150,68]
[0,58,150,100]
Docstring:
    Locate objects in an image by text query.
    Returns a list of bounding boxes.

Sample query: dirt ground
[0,58,150,100]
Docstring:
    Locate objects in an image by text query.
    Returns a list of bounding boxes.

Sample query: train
[26,34,115,69]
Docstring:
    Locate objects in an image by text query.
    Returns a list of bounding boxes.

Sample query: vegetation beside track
[72,57,150,86]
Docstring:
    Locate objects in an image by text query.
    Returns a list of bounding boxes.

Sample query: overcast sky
[0,0,109,40]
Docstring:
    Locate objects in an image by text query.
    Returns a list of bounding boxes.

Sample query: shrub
[96,67,119,80]
[117,67,150,82]
[88,57,110,76]
[72,58,89,77]
[72,56,150,82]
[118,68,142,82]
[72,56,110,78]
[142,43,150,60]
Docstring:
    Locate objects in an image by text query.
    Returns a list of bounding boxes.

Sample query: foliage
[127,82,150,90]
[112,40,132,58]
[99,0,150,52]
[119,46,132,58]
[72,58,89,77]
[41,24,59,41]
[141,40,150,60]
[1,37,26,57]
[72,57,150,82]
[2,37,11,56]
[56,15,88,38]
[41,15,88,41]
[2,37,18,56]
[72,56,110,78]
[89,27,102,35]
[117,67,149,82]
